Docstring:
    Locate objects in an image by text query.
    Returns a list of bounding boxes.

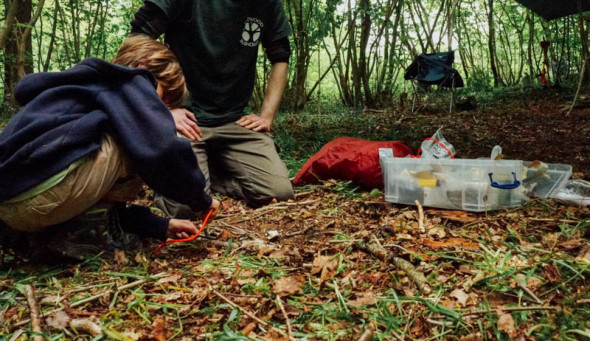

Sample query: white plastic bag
[420,127,456,159]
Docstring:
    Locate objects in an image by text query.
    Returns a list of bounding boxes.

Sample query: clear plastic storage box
[380,151,525,212]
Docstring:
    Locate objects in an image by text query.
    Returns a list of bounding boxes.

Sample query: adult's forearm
[259,62,288,124]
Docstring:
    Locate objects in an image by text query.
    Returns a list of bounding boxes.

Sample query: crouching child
[0,35,220,260]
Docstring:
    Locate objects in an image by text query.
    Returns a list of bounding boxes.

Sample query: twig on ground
[357,324,375,341]
[430,305,561,320]
[517,279,543,305]
[276,296,294,340]
[576,299,590,304]
[212,289,288,338]
[8,330,24,341]
[285,225,313,237]
[415,200,425,233]
[24,284,44,341]
[228,209,283,224]
[527,218,578,223]
[427,318,454,327]
[392,257,432,295]
[294,190,314,199]
[216,220,249,235]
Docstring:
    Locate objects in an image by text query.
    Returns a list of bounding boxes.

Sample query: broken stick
[24,284,44,341]
[357,238,432,295]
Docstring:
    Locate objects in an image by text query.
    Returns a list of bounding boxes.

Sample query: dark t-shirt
[146,0,291,127]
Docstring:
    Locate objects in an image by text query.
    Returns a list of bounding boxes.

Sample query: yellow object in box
[418,178,437,187]
[411,170,437,187]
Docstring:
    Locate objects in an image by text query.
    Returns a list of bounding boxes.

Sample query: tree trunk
[358,0,373,107]
[3,0,34,112]
[487,0,503,86]
[578,13,590,83]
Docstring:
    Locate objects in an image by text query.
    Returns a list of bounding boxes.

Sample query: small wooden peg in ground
[414,200,425,233]
[24,284,44,341]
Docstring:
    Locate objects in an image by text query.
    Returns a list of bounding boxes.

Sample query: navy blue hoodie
[0,58,212,237]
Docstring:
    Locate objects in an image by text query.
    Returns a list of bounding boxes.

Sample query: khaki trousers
[0,134,142,232]
[155,122,293,218]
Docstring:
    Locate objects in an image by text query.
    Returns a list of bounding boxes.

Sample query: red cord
[152,208,214,257]
[411,137,456,159]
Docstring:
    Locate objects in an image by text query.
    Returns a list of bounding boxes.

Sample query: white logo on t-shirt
[240,17,263,47]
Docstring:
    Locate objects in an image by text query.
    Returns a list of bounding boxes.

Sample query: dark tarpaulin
[515,0,590,20]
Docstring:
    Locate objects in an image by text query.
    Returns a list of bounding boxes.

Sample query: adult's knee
[243,179,294,208]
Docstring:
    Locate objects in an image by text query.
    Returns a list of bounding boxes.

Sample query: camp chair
[404,51,464,113]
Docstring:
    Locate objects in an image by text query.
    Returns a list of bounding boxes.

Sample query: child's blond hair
[112,34,188,108]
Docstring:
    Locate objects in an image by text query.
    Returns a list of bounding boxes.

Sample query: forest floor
[1,88,590,340]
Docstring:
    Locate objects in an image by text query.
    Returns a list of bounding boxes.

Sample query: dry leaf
[450,288,469,307]
[236,269,257,285]
[514,274,543,291]
[429,210,478,223]
[459,332,483,341]
[135,252,148,263]
[152,317,166,341]
[272,274,305,297]
[558,239,586,250]
[347,292,376,307]
[311,255,338,284]
[158,273,182,285]
[576,248,590,264]
[544,263,562,283]
[114,250,128,265]
[311,255,333,275]
[497,313,516,337]
[421,238,480,252]
[427,226,446,239]
[45,310,70,328]
[217,229,235,241]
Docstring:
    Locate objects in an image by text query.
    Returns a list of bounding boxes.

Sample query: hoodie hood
[14,57,157,106]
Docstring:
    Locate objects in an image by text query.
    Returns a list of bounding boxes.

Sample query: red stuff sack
[292,137,413,190]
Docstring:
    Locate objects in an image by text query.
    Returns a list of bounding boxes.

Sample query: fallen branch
[276,296,294,341]
[356,238,432,295]
[212,289,288,338]
[24,284,44,341]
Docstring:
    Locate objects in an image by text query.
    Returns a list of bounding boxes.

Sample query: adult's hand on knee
[236,114,271,132]
[166,219,198,239]
[170,108,202,141]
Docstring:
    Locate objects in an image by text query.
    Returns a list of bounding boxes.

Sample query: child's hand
[166,219,198,239]
[207,199,221,219]
[170,108,202,141]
